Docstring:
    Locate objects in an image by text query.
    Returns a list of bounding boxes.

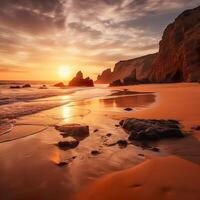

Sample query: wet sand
[0,83,200,200]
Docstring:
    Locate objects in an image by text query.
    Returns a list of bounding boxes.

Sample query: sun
[58,66,71,79]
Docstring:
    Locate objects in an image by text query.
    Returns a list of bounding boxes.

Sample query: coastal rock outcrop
[120,118,184,140]
[54,82,65,87]
[97,54,157,85]
[95,68,112,84]
[149,6,200,82]
[69,71,94,87]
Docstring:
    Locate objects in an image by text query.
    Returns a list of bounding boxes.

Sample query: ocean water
[0,80,110,119]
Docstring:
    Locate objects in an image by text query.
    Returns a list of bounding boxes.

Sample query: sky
[0,0,199,81]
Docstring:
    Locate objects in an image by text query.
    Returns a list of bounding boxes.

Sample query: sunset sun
[58,66,71,79]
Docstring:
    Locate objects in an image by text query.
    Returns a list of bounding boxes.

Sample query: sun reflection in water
[62,105,72,119]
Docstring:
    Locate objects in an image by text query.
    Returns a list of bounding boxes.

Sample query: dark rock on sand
[124,108,133,111]
[22,84,31,88]
[54,82,65,87]
[117,140,128,148]
[68,71,94,87]
[192,125,200,131]
[151,147,160,152]
[10,86,21,89]
[106,133,112,137]
[55,123,89,140]
[39,85,47,89]
[91,150,101,155]
[57,139,79,150]
[57,161,68,167]
[120,118,184,141]
[93,129,99,133]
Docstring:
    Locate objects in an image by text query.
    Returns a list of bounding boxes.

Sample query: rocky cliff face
[95,68,112,84]
[96,6,200,85]
[96,53,157,84]
[149,6,200,82]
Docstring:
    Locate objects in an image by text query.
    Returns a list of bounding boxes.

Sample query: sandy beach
[0,83,200,200]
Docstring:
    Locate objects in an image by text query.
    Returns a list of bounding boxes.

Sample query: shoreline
[0,83,199,200]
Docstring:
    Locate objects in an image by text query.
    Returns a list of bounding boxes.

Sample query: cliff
[149,6,200,82]
[96,53,157,84]
[96,5,200,85]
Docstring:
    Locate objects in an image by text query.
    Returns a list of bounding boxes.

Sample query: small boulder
[57,161,68,167]
[55,123,89,140]
[117,140,128,148]
[54,82,65,87]
[91,150,101,155]
[57,139,79,150]
[124,108,133,111]
[10,86,21,89]
[22,84,31,88]
[120,118,184,141]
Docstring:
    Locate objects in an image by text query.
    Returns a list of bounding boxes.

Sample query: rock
[93,129,98,133]
[68,71,94,87]
[124,108,133,111]
[150,147,160,152]
[106,133,112,137]
[192,125,200,131]
[22,84,31,88]
[91,150,101,155]
[117,140,128,148]
[39,85,47,89]
[10,86,21,89]
[97,6,200,84]
[57,161,68,167]
[54,82,65,87]
[120,118,184,141]
[110,79,123,86]
[149,6,200,82]
[95,68,112,84]
[55,123,89,139]
[97,54,157,85]
[138,153,145,157]
[57,139,79,150]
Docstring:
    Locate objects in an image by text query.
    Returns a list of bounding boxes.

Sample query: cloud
[0,65,28,73]
[0,0,199,78]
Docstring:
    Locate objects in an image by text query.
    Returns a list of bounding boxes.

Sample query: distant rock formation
[68,71,94,87]
[96,53,157,85]
[54,82,65,87]
[149,6,200,82]
[97,5,200,85]
[95,68,112,84]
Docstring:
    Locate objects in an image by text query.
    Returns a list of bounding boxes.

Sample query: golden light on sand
[58,66,71,79]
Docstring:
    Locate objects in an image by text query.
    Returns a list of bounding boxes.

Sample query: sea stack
[68,71,94,87]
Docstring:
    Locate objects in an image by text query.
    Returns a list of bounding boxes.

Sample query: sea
[0,80,109,119]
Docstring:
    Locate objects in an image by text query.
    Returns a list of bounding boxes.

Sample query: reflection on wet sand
[0,92,157,200]
[99,94,155,109]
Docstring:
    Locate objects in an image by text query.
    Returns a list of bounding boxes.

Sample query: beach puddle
[73,94,156,113]
[99,94,155,109]
[0,124,47,143]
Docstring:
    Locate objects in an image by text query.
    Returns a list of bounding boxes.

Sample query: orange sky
[0,0,199,81]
